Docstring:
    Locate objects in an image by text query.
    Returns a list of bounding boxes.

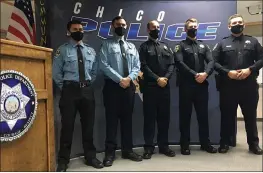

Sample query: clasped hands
[119,77,131,89]
[195,72,208,83]
[157,77,168,87]
[227,68,251,80]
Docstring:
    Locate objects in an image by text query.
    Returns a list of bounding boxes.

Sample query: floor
[67,121,263,172]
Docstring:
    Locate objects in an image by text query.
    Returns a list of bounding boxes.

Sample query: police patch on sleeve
[55,49,60,57]
[175,45,180,52]
[0,70,38,142]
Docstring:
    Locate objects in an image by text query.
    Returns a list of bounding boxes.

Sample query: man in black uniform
[53,20,104,171]
[212,14,263,155]
[139,20,176,159]
[174,18,217,155]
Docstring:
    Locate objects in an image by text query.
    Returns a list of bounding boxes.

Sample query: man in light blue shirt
[53,19,103,171]
[99,16,142,167]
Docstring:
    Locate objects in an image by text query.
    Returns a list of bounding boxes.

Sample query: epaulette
[83,43,90,47]
[244,35,252,37]
[223,36,230,39]
[58,43,68,48]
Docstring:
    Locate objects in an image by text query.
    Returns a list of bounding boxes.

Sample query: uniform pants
[103,79,136,155]
[143,85,170,151]
[58,82,96,164]
[219,80,259,147]
[179,83,210,147]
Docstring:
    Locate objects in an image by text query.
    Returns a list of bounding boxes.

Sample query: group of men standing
[52,14,263,172]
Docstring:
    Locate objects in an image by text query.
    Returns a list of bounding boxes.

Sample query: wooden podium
[0,39,55,171]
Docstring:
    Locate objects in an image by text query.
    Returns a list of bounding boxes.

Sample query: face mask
[187,28,197,38]
[149,29,160,39]
[114,27,126,36]
[231,25,244,34]
[70,31,84,41]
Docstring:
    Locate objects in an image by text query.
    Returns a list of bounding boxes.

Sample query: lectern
[0,39,55,171]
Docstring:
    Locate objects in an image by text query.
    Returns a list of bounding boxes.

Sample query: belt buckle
[80,82,86,88]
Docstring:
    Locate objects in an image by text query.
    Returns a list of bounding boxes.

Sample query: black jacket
[174,38,214,84]
[212,34,263,79]
[139,39,175,85]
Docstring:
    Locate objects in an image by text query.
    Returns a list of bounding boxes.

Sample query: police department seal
[0,70,37,142]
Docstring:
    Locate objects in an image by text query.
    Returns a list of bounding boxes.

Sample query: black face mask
[187,28,197,38]
[231,25,244,34]
[114,27,126,36]
[149,29,160,39]
[70,31,84,41]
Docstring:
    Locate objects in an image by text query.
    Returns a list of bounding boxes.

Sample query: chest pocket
[222,46,235,53]
[65,51,78,71]
[243,45,255,52]
[126,48,136,64]
[198,47,206,55]
[109,46,121,62]
[184,47,194,55]
[162,49,173,65]
[84,50,95,70]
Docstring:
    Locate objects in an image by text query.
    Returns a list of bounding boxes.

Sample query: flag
[6,0,36,44]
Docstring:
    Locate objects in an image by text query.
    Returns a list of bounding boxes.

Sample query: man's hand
[195,72,208,83]
[237,68,251,80]
[119,77,131,88]
[157,77,167,87]
[228,70,239,79]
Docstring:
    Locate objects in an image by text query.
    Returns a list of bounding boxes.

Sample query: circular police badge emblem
[0,70,37,142]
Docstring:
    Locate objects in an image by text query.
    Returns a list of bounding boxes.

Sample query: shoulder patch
[244,35,252,37]
[55,49,60,57]
[174,45,180,52]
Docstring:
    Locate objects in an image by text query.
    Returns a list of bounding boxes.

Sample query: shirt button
[79,60,82,63]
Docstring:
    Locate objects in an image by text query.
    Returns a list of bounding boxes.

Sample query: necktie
[192,43,199,72]
[119,40,129,77]
[77,45,86,82]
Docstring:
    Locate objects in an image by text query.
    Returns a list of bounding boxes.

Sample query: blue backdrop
[37,0,237,158]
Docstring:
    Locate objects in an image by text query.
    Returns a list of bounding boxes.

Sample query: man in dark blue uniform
[53,20,103,171]
[213,14,263,155]
[139,20,176,159]
[174,18,217,155]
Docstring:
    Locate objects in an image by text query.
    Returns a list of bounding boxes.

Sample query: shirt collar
[230,34,244,42]
[186,37,198,44]
[69,39,84,48]
[148,37,160,45]
[115,36,125,43]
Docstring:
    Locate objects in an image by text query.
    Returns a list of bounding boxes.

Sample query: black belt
[63,80,91,88]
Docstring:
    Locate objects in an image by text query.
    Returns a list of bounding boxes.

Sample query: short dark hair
[67,20,82,31]
[111,16,124,25]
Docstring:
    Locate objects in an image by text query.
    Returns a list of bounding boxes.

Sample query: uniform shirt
[213,34,263,77]
[174,38,214,83]
[52,40,98,89]
[139,39,175,83]
[99,37,140,83]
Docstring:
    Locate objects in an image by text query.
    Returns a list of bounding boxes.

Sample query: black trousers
[179,83,210,147]
[143,84,170,151]
[219,79,259,147]
[58,82,96,164]
[103,79,136,154]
